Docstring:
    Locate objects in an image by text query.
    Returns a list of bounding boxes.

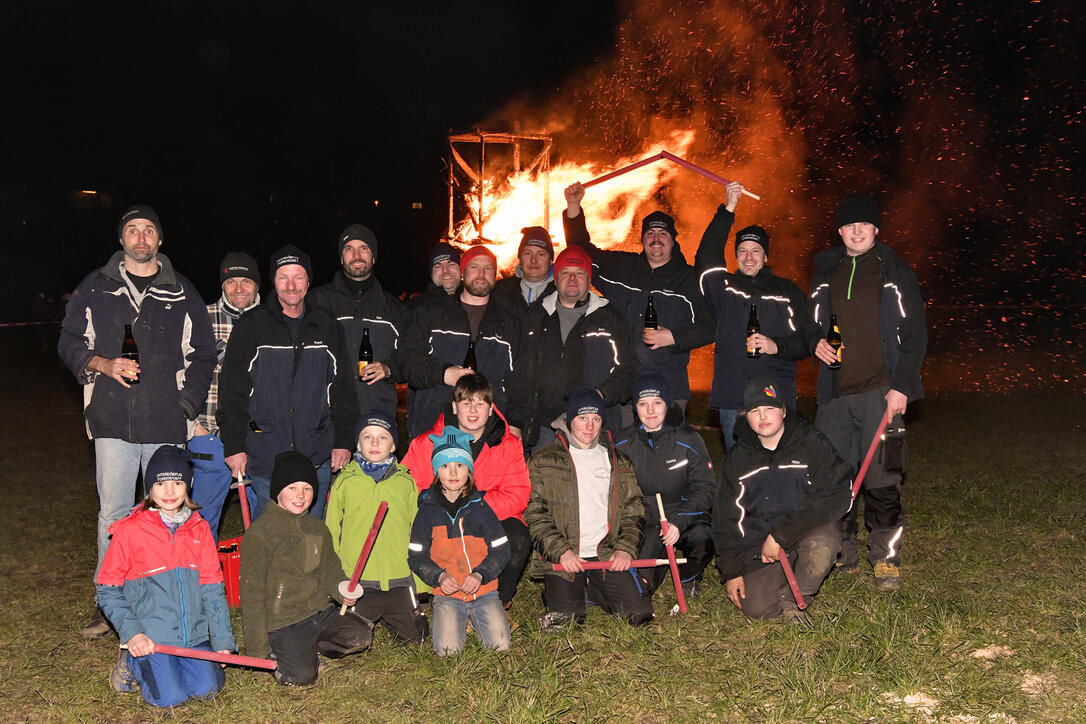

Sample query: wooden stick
[778,553,807,610]
[851,410,893,501]
[551,558,687,572]
[121,643,276,670]
[236,471,252,530]
[659,150,762,200]
[340,501,388,615]
[581,152,665,188]
[656,494,688,613]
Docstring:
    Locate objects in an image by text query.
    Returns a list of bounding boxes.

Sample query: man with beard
[695,181,816,451]
[406,242,461,312]
[59,204,216,638]
[562,183,714,426]
[398,246,524,440]
[312,224,409,419]
[493,226,556,314]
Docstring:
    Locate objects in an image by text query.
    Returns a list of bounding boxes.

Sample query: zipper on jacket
[847,257,857,301]
[456,518,477,600]
[171,528,190,648]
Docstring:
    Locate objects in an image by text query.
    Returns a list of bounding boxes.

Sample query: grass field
[2,339,1083,722]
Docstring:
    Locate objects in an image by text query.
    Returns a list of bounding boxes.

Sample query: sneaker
[873,561,901,592]
[681,579,702,601]
[109,653,137,693]
[81,608,113,640]
[780,602,811,627]
[538,611,573,632]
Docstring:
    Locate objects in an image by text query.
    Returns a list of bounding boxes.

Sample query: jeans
[246,460,331,521]
[716,408,740,452]
[431,592,510,657]
[94,439,172,572]
[128,641,224,707]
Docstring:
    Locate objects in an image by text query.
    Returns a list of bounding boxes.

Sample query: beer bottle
[746,303,761,359]
[643,294,658,346]
[826,314,843,369]
[121,323,140,384]
[463,339,477,372]
[358,327,373,380]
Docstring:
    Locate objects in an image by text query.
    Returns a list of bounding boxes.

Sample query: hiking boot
[81,608,113,640]
[681,579,702,601]
[874,561,902,592]
[538,611,573,632]
[109,652,137,693]
[780,602,811,627]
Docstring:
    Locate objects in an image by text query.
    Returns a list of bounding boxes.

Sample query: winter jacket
[96,507,235,652]
[216,294,359,478]
[506,289,638,446]
[694,205,816,410]
[311,272,410,417]
[402,406,530,524]
[614,404,716,534]
[524,426,645,580]
[397,289,525,439]
[563,210,714,400]
[493,269,556,315]
[325,459,429,593]
[59,252,216,443]
[405,282,452,314]
[240,503,349,657]
[712,413,852,580]
[808,241,927,404]
[408,488,511,602]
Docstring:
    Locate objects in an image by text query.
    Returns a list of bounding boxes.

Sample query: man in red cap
[505,246,638,450]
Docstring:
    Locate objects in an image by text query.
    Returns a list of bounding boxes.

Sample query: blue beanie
[356,408,398,447]
[430,425,474,475]
[567,386,604,423]
[632,370,671,406]
[143,446,192,496]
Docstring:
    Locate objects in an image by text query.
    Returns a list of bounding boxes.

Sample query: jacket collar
[541,288,609,315]
[217,292,261,318]
[814,240,898,275]
[101,251,180,290]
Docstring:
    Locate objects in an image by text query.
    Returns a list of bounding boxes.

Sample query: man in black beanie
[493,226,556,314]
[805,192,927,592]
[217,245,359,522]
[407,242,462,312]
[312,224,409,421]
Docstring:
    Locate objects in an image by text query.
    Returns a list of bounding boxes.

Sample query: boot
[81,607,113,640]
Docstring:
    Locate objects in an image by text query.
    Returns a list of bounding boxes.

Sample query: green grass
[2,348,1084,722]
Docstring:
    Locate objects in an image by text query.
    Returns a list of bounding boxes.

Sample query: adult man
[59,204,216,638]
[406,242,461,312]
[311,224,409,418]
[695,181,815,450]
[493,226,556,313]
[808,193,927,591]
[563,183,713,423]
[398,245,524,440]
[217,245,358,521]
[713,378,852,623]
[506,246,638,450]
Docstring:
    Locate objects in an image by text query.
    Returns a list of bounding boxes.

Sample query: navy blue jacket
[58,252,216,443]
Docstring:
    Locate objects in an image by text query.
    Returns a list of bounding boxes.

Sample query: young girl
[326,409,429,644]
[408,426,511,656]
[96,445,236,708]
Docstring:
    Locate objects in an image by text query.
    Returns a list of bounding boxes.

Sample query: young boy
[240,451,372,686]
[713,378,852,623]
[326,409,429,644]
[524,387,654,630]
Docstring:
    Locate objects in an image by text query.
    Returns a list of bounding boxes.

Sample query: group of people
[59,181,926,707]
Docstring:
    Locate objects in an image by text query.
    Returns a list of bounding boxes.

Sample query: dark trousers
[352,586,429,644]
[637,520,714,594]
[542,559,655,626]
[737,523,841,619]
[267,607,373,686]
[816,386,907,565]
[497,518,532,606]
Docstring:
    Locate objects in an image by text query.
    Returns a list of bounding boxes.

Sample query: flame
[451,129,697,272]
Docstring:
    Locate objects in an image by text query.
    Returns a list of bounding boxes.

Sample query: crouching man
[713,378,852,623]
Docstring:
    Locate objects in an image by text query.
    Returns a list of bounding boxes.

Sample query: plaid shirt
[200,294,259,435]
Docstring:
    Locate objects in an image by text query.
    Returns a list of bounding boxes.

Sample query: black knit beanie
[270,451,319,503]
[735,225,770,257]
[641,210,677,238]
[270,244,313,282]
[836,193,882,229]
[338,224,378,259]
[518,226,554,260]
[117,205,163,240]
[219,251,261,286]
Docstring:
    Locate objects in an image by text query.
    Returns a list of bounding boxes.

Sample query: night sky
[2,1,1082,393]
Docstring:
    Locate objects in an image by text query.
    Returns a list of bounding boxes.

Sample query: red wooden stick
[236,472,252,530]
[581,152,665,188]
[851,410,893,501]
[124,643,276,670]
[551,557,687,572]
[778,553,807,610]
[656,494,688,613]
[339,501,388,614]
[659,151,762,200]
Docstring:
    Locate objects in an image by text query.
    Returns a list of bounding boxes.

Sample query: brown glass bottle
[643,293,658,346]
[122,323,140,384]
[746,303,761,358]
[358,327,373,380]
[826,314,843,369]
[463,339,477,371]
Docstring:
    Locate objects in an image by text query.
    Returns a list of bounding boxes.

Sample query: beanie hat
[118,204,163,241]
[734,225,770,257]
[143,445,193,496]
[554,246,593,282]
[270,450,319,503]
[219,251,261,286]
[459,245,497,272]
[518,226,554,260]
[641,210,677,239]
[356,408,398,447]
[428,242,461,268]
[338,224,378,259]
[742,377,786,411]
[270,244,313,282]
[632,370,671,406]
[567,386,604,423]
[429,425,474,475]
[836,193,882,229]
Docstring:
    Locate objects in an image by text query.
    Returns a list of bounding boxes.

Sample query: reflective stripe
[408,542,423,551]
[884,282,906,318]
[491,536,508,547]
[886,526,904,559]
[667,459,689,470]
